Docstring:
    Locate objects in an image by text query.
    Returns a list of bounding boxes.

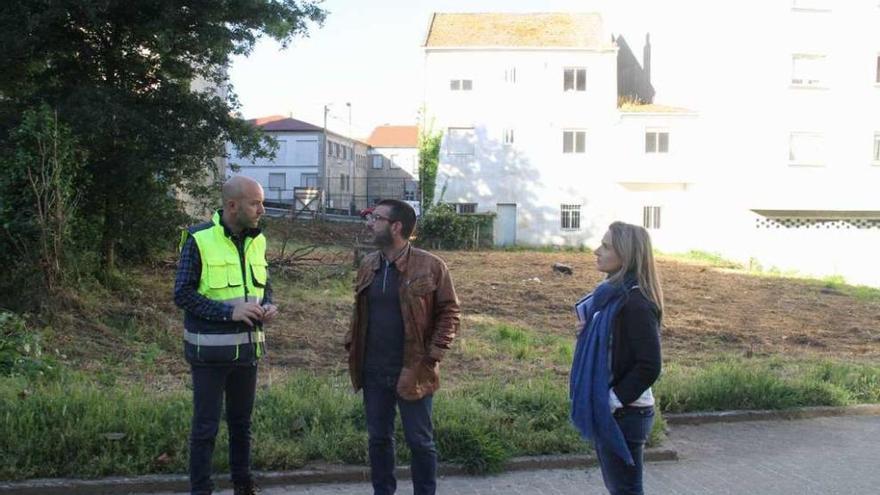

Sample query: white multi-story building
[424,13,702,248]
[227,115,368,213]
[423,7,880,285]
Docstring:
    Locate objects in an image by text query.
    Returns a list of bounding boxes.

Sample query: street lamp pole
[321,103,331,215]
[346,102,353,213]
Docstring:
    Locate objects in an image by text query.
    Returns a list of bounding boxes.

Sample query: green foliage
[820,276,880,301]
[9,355,877,480]
[415,204,494,250]
[0,105,86,302]
[0,312,56,379]
[0,372,586,480]
[655,357,880,412]
[659,250,743,269]
[417,124,442,211]
[0,1,326,276]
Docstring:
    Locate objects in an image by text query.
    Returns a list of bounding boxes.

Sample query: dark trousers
[189,364,258,495]
[363,371,437,495]
[594,406,655,495]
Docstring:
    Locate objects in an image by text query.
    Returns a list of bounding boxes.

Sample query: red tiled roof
[247,115,323,132]
[367,125,419,148]
[424,13,612,49]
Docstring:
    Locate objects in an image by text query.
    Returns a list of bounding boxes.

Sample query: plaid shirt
[173,236,273,322]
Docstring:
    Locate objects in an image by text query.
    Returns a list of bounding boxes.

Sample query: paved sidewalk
[146,414,879,495]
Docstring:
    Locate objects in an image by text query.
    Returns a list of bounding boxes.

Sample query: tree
[418,123,442,213]
[1,105,85,296]
[0,1,326,274]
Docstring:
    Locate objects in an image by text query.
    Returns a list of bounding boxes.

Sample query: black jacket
[610,289,662,405]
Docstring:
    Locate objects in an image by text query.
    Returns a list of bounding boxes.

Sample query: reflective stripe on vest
[184,329,266,346]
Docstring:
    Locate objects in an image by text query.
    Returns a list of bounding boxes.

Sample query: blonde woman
[570,221,663,495]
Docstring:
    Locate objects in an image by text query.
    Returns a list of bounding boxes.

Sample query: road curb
[0,448,677,494]
[665,403,880,426]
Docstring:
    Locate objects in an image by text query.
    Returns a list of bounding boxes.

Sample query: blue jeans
[189,365,258,495]
[594,406,655,495]
[363,371,437,495]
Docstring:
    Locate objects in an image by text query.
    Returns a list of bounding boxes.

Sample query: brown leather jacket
[345,244,460,400]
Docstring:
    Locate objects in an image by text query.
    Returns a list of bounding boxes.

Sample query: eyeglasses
[366,213,393,223]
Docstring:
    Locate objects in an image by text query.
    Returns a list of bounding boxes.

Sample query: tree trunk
[100,196,118,276]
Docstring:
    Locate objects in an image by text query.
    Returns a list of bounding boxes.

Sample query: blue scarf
[569,278,635,466]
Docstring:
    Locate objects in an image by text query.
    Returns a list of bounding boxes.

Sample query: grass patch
[500,245,591,253]
[281,266,353,304]
[467,320,573,366]
[658,250,743,269]
[1,369,670,480]
[819,275,880,301]
[656,356,880,412]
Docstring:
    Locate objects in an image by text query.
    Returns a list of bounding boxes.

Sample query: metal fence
[263,177,420,217]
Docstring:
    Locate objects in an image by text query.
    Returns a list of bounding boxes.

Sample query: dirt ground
[259,246,880,385]
[53,220,880,386]
[442,250,880,359]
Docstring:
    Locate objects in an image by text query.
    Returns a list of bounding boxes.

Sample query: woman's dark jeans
[594,406,655,495]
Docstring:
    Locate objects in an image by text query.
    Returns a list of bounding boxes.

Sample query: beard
[236,209,258,230]
[373,225,393,247]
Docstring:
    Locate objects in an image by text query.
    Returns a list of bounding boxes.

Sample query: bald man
[174,175,278,495]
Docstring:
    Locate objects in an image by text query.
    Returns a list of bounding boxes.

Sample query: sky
[228,0,616,139]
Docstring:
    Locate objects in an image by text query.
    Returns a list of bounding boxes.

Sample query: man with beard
[345,199,460,495]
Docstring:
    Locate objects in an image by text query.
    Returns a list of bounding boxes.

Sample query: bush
[415,204,494,250]
[0,312,56,379]
[655,358,865,412]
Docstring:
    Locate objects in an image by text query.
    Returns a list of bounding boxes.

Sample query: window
[390,154,400,169]
[292,138,318,166]
[563,130,586,154]
[268,173,286,190]
[643,206,661,229]
[560,204,581,231]
[504,67,516,84]
[339,175,346,190]
[503,128,515,146]
[346,175,351,191]
[327,140,333,157]
[563,68,587,92]
[789,132,825,165]
[449,203,477,214]
[300,173,318,187]
[873,132,880,163]
[371,155,383,169]
[450,79,473,91]
[645,130,670,153]
[791,54,826,87]
[275,140,288,164]
[876,55,880,84]
[447,128,475,156]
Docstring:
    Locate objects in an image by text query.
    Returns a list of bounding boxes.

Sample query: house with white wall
[423,7,880,285]
[228,116,322,204]
[227,115,369,213]
[423,13,702,249]
[604,0,880,285]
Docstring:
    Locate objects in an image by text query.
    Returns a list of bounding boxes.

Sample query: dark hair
[377,199,417,238]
